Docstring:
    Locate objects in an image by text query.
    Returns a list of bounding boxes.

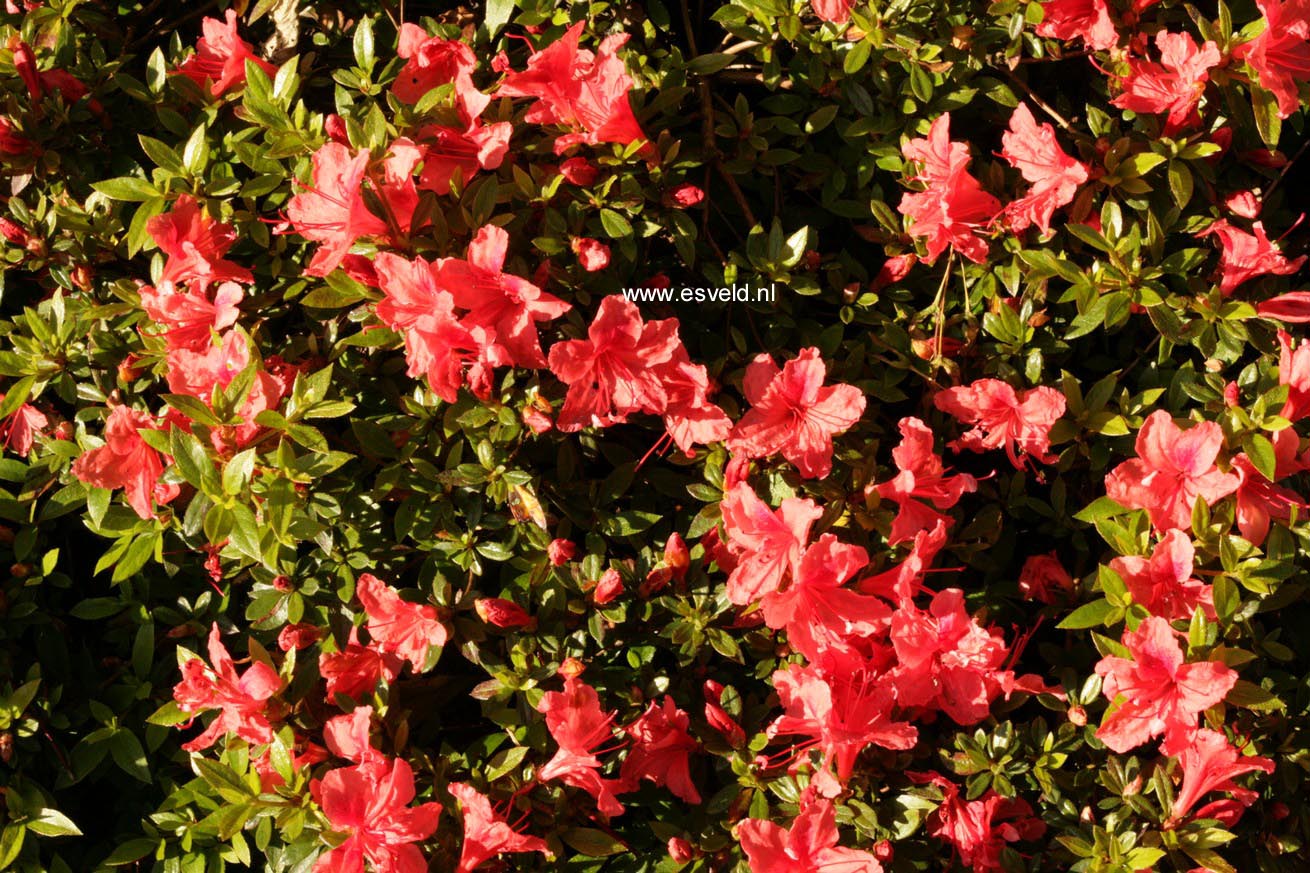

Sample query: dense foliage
[1,0,1310,870]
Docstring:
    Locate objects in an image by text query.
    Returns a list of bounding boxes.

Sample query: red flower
[702,680,745,747]
[1109,529,1215,621]
[1094,616,1237,754]
[312,758,442,873]
[323,705,385,769]
[760,534,888,661]
[1279,329,1310,421]
[536,662,626,817]
[548,538,576,565]
[475,597,535,629]
[1196,220,1306,296]
[498,23,647,154]
[665,183,705,208]
[139,280,243,352]
[934,378,1066,467]
[1258,291,1310,323]
[356,573,448,673]
[175,10,277,97]
[440,224,570,368]
[571,236,611,271]
[1112,31,1221,134]
[71,406,179,520]
[278,622,325,652]
[1017,552,1074,604]
[998,104,1089,235]
[769,656,917,787]
[164,329,249,398]
[898,113,1001,265]
[319,628,402,701]
[1035,0,1117,50]
[391,24,487,122]
[726,348,865,479]
[449,782,550,873]
[655,344,732,456]
[173,623,282,752]
[148,194,254,293]
[0,398,46,456]
[1234,0,1310,119]
[719,482,821,606]
[1166,729,1275,829]
[1232,427,1306,545]
[619,696,701,804]
[547,295,681,431]
[738,798,884,873]
[415,120,512,195]
[913,772,1045,873]
[559,157,599,186]
[286,143,391,277]
[0,117,34,156]
[874,417,977,544]
[593,568,625,605]
[1103,410,1240,532]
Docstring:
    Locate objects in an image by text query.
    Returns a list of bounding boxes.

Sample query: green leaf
[484,0,516,39]
[1226,680,1285,712]
[91,177,161,202]
[685,53,734,75]
[27,808,81,838]
[561,827,627,857]
[0,824,22,868]
[1244,433,1278,483]
[109,730,151,782]
[1057,598,1117,630]
[599,208,633,239]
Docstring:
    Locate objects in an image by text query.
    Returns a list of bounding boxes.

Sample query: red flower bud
[667,837,694,864]
[571,237,610,272]
[277,623,324,651]
[1068,704,1087,726]
[324,113,350,145]
[664,532,689,582]
[873,840,893,862]
[547,539,575,566]
[665,183,705,208]
[559,157,598,186]
[475,597,535,629]
[593,568,624,605]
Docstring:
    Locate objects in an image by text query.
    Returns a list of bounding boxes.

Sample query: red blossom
[318,628,402,701]
[738,797,884,873]
[286,143,392,278]
[1279,329,1310,421]
[475,597,535,629]
[719,482,821,606]
[449,782,550,873]
[559,157,599,185]
[71,406,180,520]
[1166,729,1275,829]
[572,236,611,271]
[1232,426,1307,545]
[913,772,1046,873]
[391,24,487,121]
[619,696,701,804]
[1104,410,1240,532]
[1018,552,1075,604]
[898,113,1001,265]
[175,10,276,97]
[356,573,448,672]
[1109,529,1215,621]
[934,378,1066,467]
[1111,31,1221,134]
[148,194,254,293]
[1035,0,1117,50]
[312,757,442,873]
[1094,616,1237,754]
[726,347,865,479]
[172,623,282,752]
[536,661,626,817]
[1234,0,1310,119]
[874,417,977,544]
[998,104,1090,235]
[0,398,47,456]
[1197,220,1307,296]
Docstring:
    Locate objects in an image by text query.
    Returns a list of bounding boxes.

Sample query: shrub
[0,0,1308,871]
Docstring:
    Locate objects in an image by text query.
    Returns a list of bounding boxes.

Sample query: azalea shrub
[3,0,1310,870]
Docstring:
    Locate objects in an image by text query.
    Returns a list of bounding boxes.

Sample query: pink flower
[898,113,1001,265]
[147,195,253,293]
[1094,616,1237,754]
[812,0,854,24]
[1165,729,1275,829]
[572,236,611,271]
[391,24,487,121]
[719,483,821,606]
[415,121,512,196]
[665,183,705,208]
[475,597,535,629]
[1112,32,1221,134]
[874,417,977,544]
[998,104,1090,235]
[548,539,576,565]
[356,573,448,673]
[1018,552,1074,604]
[1104,410,1240,532]
[312,758,442,873]
[1197,220,1307,296]
[0,398,46,456]
[593,568,624,605]
[71,406,180,520]
[1234,0,1310,119]
[1278,329,1310,421]
[449,782,550,873]
[1232,426,1306,545]
[1109,529,1215,621]
[173,623,282,752]
[277,623,325,652]
[913,772,1046,873]
[559,157,599,186]
[934,378,1066,467]
[1035,0,1117,50]
[739,798,884,873]
[175,10,277,97]
[318,629,402,701]
[139,280,243,352]
[536,661,626,817]
[620,696,701,803]
[726,348,865,479]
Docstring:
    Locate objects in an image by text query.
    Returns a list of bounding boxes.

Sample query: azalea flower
[913,771,1046,873]
[474,597,535,629]
[1234,0,1310,119]
[312,757,442,873]
[572,236,611,271]
[859,519,949,603]
[1196,220,1306,296]
[71,405,180,520]
[934,378,1066,467]
[1109,529,1215,621]
[1017,552,1074,605]
[547,295,681,431]
[536,660,627,817]
[1035,0,1117,50]
[175,10,277,97]
[1104,410,1240,532]
[0,398,47,456]
[139,280,243,352]
[760,534,888,661]
[654,344,732,456]
[323,706,385,770]
[147,195,253,293]
[874,417,978,544]
[769,656,917,788]
[286,143,393,277]
[391,24,488,122]
[498,22,647,154]
[619,696,701,804]
[1112,32,1221,134]
[1165,729,1275,829]
[1278,329,1310,421]
[719,482,822,605]
[898,113,1001,264]
[1094,616,1237,754]
[415,121,513,195]
[726,347,865,479]
[355,574,447,673]
[439,224,570,368]
[738,798,884,873]
[998,104,1090,235]
[173,623,282,752]
[449,782,550,873]
[318,628,402,701]
[1232,427,1306,545]
[703,680,746,747]
[0,117,34,156]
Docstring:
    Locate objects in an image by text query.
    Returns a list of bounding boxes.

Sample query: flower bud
[593,568,624,605]
[664,532,689,582]
[475,597,535,629]
[667,837,693,864]
[547,539,575,566]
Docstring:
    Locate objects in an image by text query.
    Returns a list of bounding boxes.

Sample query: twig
[1001,69,1076,134]
[1265,138,1310,202]
[932,250,954,365]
